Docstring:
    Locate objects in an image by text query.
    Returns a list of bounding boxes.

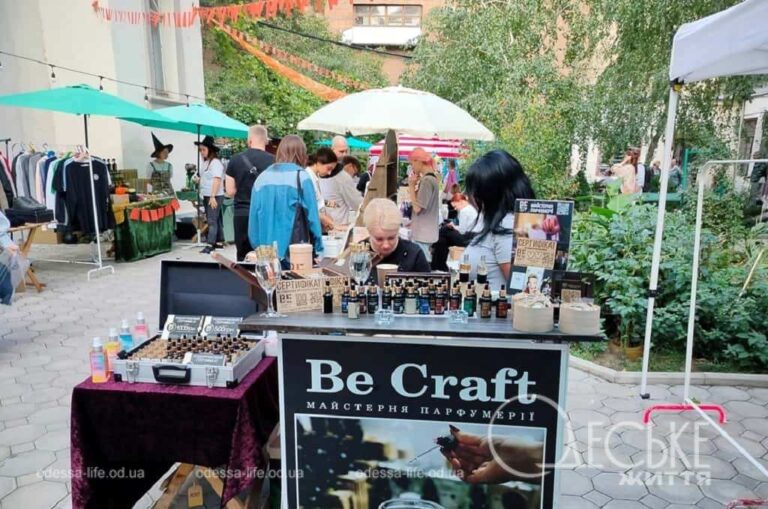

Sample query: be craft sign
[278,335,569,509]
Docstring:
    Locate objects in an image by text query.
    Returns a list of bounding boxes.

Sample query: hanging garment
[15,153,30,197]
[0,158,13,206]
[63,158,113,235]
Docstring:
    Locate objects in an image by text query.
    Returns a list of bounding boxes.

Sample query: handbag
[289,170,314,252]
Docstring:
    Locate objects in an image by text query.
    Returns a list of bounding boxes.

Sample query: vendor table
[240,311,603,342]
[112,197,175,262]
[8,222,46,292]
[241,312,602,509]
[70,357,279,509]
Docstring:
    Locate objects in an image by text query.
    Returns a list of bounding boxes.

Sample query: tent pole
[84,114,89,148]
[683,162,709,401]
[639,85,679,398]
[197,125,202,246]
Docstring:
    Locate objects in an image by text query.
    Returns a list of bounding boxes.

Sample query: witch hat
[151,133,174,158]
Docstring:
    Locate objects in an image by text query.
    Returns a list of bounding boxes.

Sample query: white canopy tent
[640,0,768,398]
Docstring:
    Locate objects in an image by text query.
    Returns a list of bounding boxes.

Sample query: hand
[5,243,19,256]
[440,427,543,484]
[208,197,218,209]
[192,175,200,184]
[445,222,456,230]
[408,173,419,187]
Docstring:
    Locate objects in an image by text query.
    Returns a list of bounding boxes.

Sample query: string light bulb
[49,65,56,83]
[99,76,104,91]
[185,94,190,107]
[144,87,149,104]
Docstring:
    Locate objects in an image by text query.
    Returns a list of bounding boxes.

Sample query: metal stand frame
[33,115,115,280]
[182,124,207,249]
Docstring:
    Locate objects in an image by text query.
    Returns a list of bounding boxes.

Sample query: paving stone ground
[1,242,767,508]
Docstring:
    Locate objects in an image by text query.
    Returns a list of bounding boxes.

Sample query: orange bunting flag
[129,208,141,221]
[171,199,180,211]
[141,210,151,222]
[157,207,166,219]
[266,0,279,17]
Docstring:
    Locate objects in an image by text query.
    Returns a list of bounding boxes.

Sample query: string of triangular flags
[224,24,369,90]
[91,0,350,28]
[212,18,346,101]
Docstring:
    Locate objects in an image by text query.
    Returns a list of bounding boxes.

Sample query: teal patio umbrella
[316,136,372,151]
[0,83,175,146]
[0,83,177,277]
[147,103,249,139]
[135,103,249,246]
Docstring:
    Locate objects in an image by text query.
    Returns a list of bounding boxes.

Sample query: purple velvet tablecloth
[70,357,279,509]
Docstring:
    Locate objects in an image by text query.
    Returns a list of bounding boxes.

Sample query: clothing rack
[14,143,115,280]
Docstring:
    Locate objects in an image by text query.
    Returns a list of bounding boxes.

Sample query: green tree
[573,0,764,161]
[402,0,592,199]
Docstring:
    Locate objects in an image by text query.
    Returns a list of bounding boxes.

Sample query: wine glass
[254,246,285,318]
[348,246,372,287]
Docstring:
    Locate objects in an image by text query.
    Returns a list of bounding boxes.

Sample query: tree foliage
[203,10,386,140]
[402,0,590,199]
[573,0,763,161]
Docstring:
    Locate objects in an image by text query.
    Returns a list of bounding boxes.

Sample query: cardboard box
[276,268,348,313]
[33,224,63,245]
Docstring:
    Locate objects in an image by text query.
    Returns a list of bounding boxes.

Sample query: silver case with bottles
[112,336,265,388]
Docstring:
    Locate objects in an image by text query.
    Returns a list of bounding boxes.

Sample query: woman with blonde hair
[363,198,430,283]
[248,135,324,264]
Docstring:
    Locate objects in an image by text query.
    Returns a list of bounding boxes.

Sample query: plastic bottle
[90,337,108,383]
[134,312,149,343]
[119,319,134,351]
[104,328,121,374]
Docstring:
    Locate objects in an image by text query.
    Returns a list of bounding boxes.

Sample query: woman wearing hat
[147,133,174,196]
[192,135,225,254]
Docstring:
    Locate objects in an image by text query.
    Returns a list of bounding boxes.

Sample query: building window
[147,0,165,92]
[354,5,422,26]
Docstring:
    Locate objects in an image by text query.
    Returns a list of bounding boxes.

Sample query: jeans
[0,263,12,305]
[233,214,251,261]
[415,241,433,262]
[204,196,224,246]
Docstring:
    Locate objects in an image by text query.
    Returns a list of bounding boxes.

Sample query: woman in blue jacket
[248,135,324,263]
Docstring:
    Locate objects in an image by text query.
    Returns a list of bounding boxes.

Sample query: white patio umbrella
[640,0,768,399]
[297,85,495,141]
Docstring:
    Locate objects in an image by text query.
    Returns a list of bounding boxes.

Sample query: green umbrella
[131,104,248,247]
[0,83,175,145]
[316,136,372,151]
[144,103,249,139]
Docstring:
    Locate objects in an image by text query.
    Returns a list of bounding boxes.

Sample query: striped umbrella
[369,136,468,160]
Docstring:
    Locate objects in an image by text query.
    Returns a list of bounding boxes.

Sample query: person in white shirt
[305,148,338,232]
[192,136,225,254]
[430,192,479,271]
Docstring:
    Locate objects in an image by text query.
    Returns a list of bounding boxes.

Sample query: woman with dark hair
[249,135,324,262]
[306,148,338,232]
[464,149,535,291]
[192,135,225,254]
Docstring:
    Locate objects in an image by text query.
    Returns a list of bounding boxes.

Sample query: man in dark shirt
[225,125,274,261]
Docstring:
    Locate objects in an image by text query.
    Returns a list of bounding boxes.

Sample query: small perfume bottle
[479,284,492,318]
[477,256,488,285]
[404,284,418,315]
[459,254,471,283]
[90,337,108,383]
[393,285,405,315]
[449,283,462,311]
[434,285,447,315]
[382,283,393,310]
[323,281,334,314]
[367,285,379,314]
[341,286,350,313]
[134,311,149,343]
[418,287,431,315]
[496,284,510,319]
[348,289,360,319]
[119,319,134,351]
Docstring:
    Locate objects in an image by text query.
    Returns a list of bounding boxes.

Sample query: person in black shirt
[225,125,274,261]
[363,198,430,283]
